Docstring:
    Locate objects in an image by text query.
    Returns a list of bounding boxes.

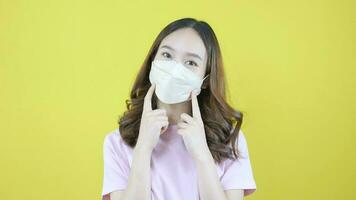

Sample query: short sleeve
[101,130,130,200]
[220,129,257,196]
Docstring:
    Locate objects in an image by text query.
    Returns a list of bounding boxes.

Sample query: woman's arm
[225,189,244,200]
[113,145,153,200]
[112,84,167,200]
[177,92,243,200]
[194,151,243,200]
[194,152,228,200]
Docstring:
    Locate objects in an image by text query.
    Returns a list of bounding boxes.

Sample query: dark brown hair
[118,17,245,164]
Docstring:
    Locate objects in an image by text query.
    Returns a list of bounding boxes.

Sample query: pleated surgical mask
[149,59,208,104]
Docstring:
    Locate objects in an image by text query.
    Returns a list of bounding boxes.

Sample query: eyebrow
[161,45,203,61]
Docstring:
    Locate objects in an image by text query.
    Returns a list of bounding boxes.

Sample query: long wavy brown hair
[118,17,245,164]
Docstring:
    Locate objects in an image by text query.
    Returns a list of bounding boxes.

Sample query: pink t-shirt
[101,124,257,200]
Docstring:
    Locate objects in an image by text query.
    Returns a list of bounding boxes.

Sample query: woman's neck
[157,99,192,125]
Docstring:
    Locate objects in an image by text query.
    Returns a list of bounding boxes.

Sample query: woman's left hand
[177,91,211,161]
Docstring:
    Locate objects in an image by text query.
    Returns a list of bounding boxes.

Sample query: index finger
[143,84,155,112]
[191,90,202,121]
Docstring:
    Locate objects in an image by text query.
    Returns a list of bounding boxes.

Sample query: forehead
[159,28,207,59]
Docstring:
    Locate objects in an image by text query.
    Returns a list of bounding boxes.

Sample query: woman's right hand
[136,83,169,151]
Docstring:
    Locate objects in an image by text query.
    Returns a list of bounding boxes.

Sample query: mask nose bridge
[171,60,186,78]
[172,60,182,76]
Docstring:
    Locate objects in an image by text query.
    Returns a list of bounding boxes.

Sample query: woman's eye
[161,52,171,58]
[186,60,198,67]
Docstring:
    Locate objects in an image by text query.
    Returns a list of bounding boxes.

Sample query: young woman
[101,17,257,200]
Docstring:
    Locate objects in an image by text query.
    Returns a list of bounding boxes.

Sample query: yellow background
[1,0,355,199]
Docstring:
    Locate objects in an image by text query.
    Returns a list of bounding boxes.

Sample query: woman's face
[153,28,208,79]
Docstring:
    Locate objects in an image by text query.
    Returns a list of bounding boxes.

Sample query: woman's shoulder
[104,127,120,139]
[103,127,132,152]
[229,128,248,150]
[104,127,120,144]
[237,129,248,149]
[220,128,250,166]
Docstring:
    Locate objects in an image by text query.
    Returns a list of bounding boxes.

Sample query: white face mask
[149,59,208,104]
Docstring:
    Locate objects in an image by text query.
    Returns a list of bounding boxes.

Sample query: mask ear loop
[202,74,209,81]
[192,74,210,96]
[201,74,210,86]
